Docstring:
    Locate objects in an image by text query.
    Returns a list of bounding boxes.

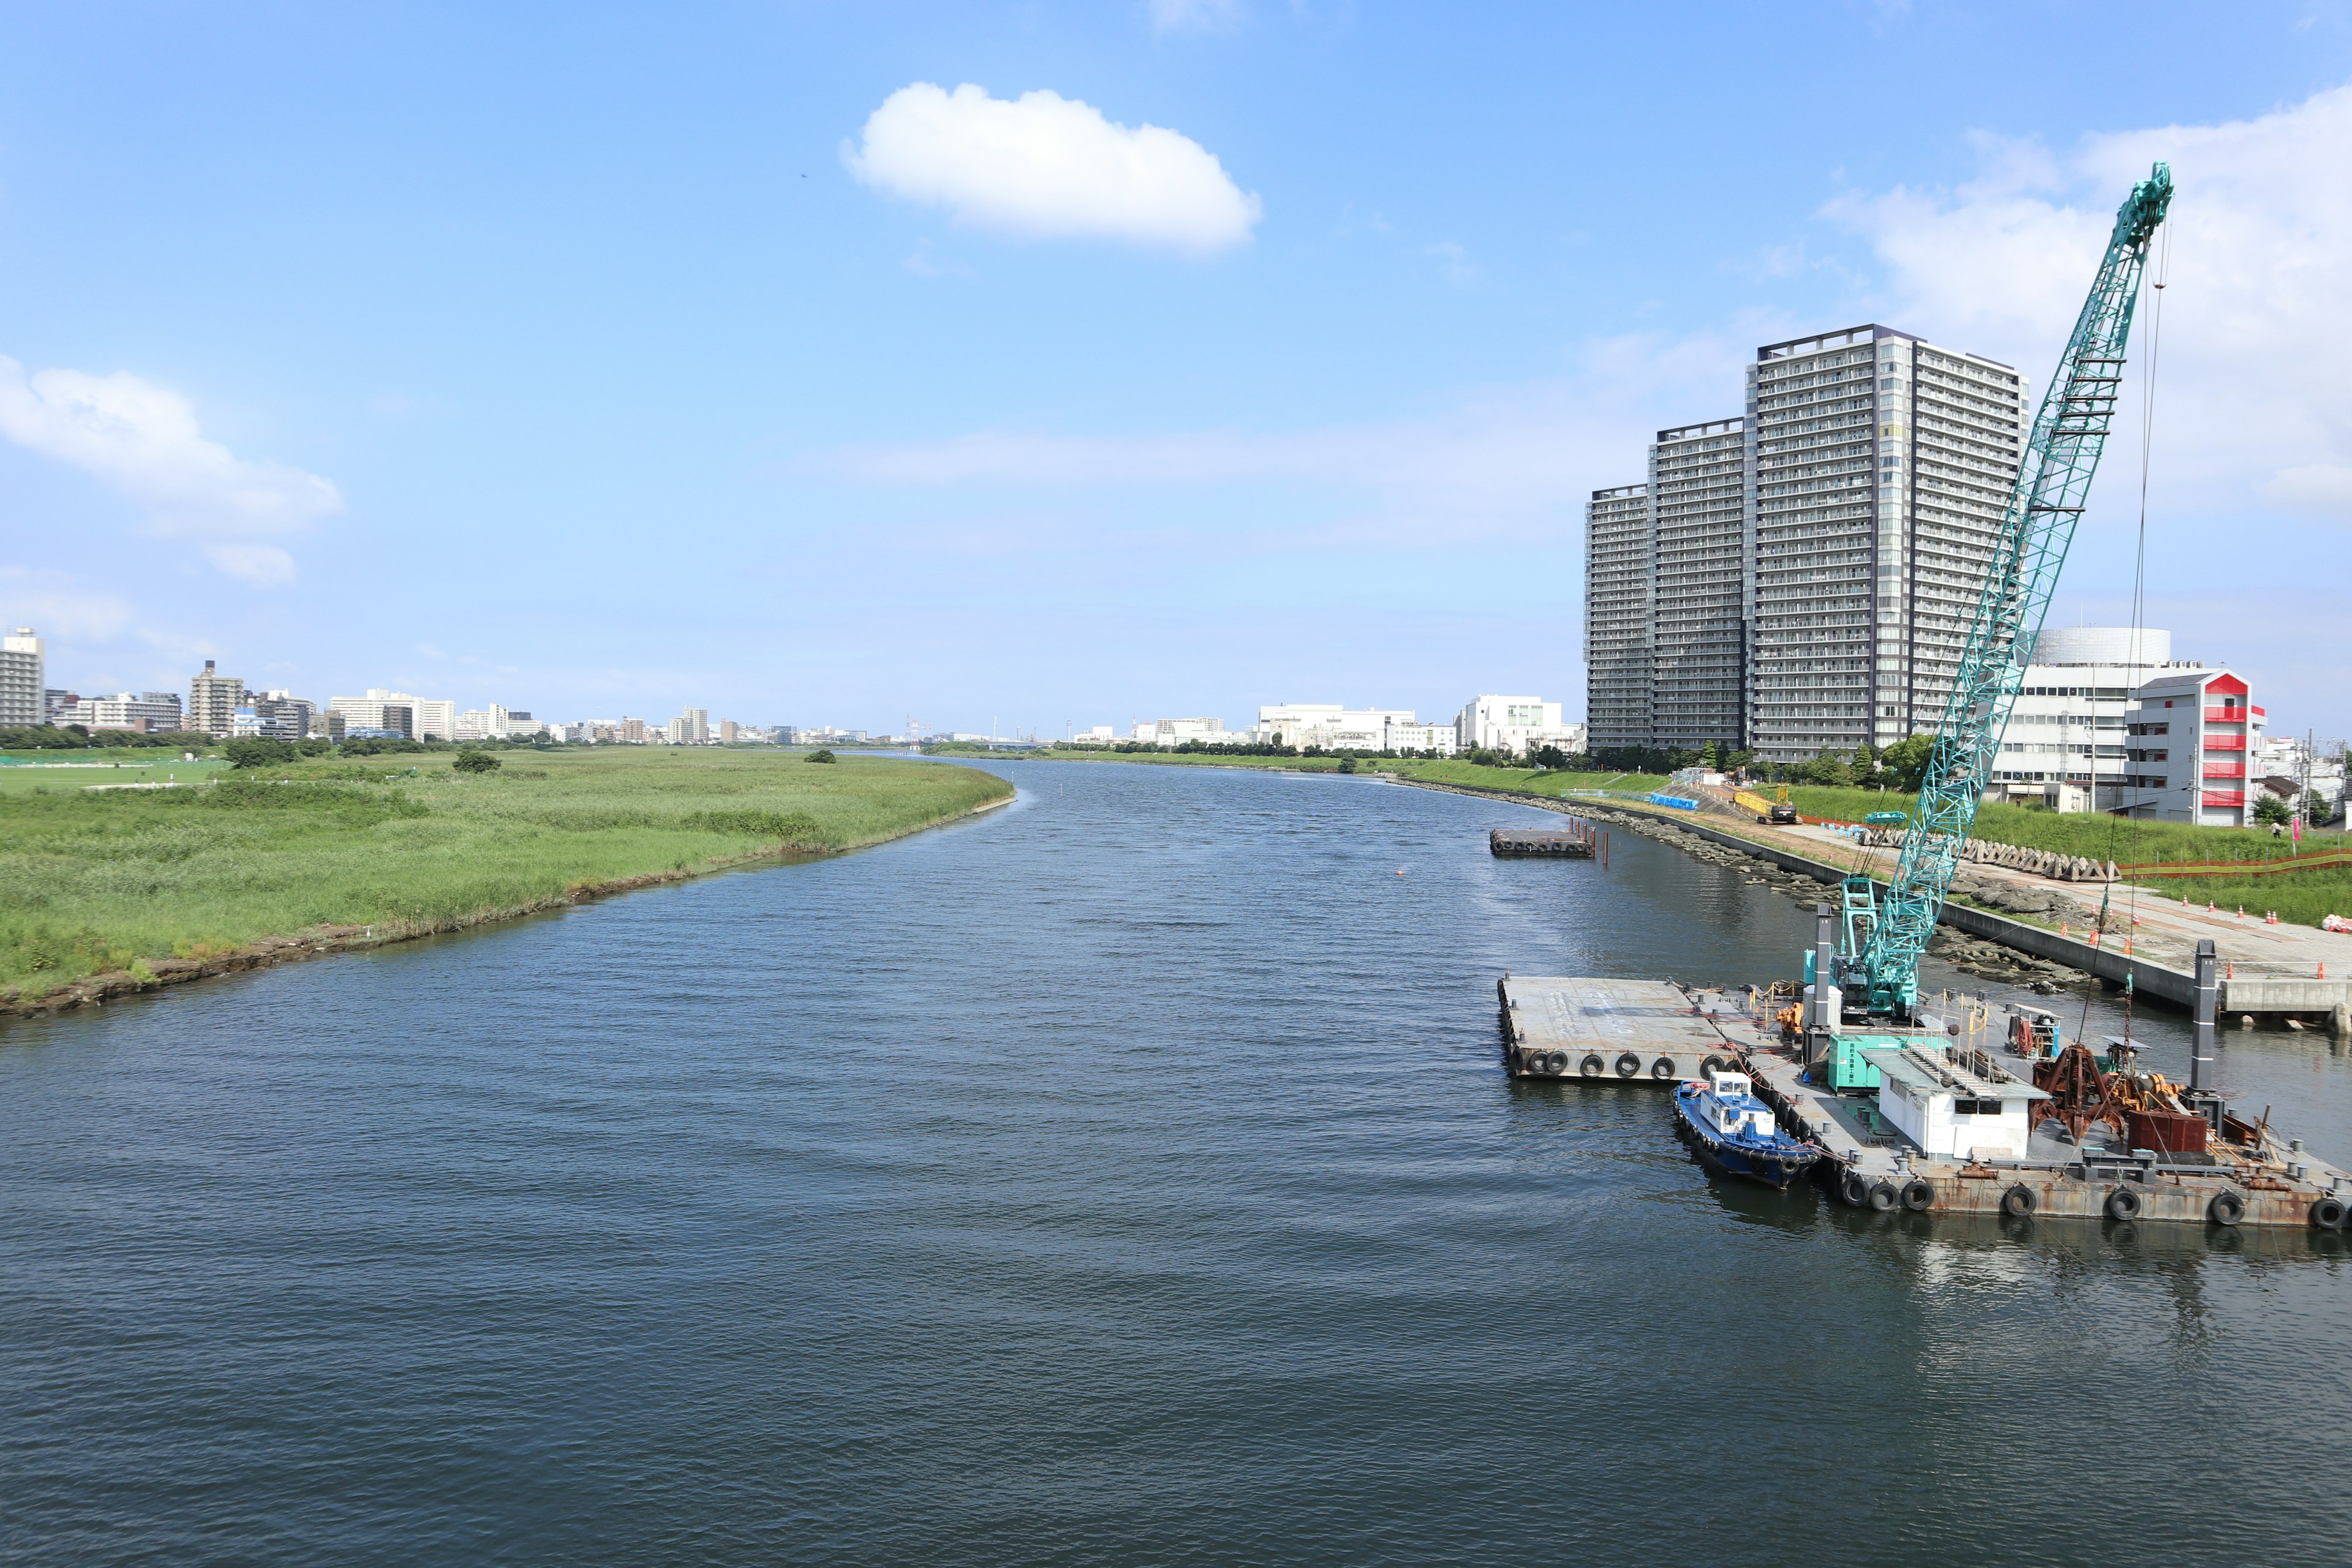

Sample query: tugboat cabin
[1698,1071,1774,1139]
[1863,1046,2048,1162]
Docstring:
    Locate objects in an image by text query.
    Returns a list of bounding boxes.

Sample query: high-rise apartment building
[1585,325,2026,761]
[1,628,43,728]
[190,658,246,737]
[1745,325,2024,762]
[1581,483,1652,752]
[1648,418,1746,751]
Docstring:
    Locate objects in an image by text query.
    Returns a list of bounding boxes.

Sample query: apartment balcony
[2201,763,2246,780]
[2201,790,2246,808]
[2203,709,2251,723]
[2203,734,2245,752]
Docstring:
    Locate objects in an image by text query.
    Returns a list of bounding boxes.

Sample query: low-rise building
[1989,628,2196,809]
[64,690,187,733]
[2121,667,2266,827]
[1454,695,1586,758]
[331,690,448,741]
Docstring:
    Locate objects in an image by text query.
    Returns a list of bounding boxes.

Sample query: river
[4,760,2347,1566]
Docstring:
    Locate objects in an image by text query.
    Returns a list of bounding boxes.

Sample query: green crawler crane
[1822,164,2173,1071]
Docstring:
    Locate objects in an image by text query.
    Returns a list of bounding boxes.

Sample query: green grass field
[0,756,229,795]
[1,749,1009,998]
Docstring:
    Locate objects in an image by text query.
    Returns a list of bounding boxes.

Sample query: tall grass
[0,750,1009,995]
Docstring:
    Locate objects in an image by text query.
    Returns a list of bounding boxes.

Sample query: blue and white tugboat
[1675,1068,1821,1190]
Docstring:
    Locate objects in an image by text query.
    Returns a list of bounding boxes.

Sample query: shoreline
[1,788,1014,1023]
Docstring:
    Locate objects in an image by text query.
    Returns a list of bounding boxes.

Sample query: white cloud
[843,83,1261,255]
[202,543,298,586]
[0,356,342,579]
[1148,0,1245,34]
[1827,84,2352,522]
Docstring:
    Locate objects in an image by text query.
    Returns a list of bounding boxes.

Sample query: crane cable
[2114,216,2170,1025]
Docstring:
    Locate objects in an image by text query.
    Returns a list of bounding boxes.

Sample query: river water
[5,760,2348,1567]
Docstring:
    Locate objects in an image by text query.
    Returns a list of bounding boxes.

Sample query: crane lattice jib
[1855,162,2173,1014]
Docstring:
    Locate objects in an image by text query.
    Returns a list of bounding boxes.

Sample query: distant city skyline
[4,5,2350,737]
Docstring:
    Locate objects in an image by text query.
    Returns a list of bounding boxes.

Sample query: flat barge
[1496,970,2351,1231]
[1489,824,1597,858]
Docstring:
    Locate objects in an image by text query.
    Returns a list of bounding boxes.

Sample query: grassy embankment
[1784,784,2352,927]
[0,748,1010,1001]
[952,744,1678,800]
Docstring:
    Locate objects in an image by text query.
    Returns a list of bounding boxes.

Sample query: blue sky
[5,2,2351,738]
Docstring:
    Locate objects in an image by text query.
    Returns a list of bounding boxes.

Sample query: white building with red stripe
[2122,668,2266,827]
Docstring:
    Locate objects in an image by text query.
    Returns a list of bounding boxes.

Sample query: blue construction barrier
[1648,793,1699,811]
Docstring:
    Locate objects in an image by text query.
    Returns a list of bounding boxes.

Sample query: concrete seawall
[1397,778,2228,1008]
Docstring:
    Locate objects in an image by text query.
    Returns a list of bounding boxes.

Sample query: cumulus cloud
[0,356,342,580]
[1827,85,2352,522]
[844,82,1261,254]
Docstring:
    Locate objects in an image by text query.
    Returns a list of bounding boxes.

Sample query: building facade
[190,659,246,736]
[1988,628,2196,809]
[67,691,187,733]
[1648,418,1747,753]
[1745,325,2026,763]
[2122,668,2266,827]
[1581,325,2024,763]
[1583,483,1651,752]
[2,628,47,727]
[1454,695,1583,757]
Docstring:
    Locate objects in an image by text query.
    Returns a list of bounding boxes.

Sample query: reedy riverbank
[1,750,1011,1012]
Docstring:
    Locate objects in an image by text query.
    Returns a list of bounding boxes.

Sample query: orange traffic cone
[2267,910,2279,924]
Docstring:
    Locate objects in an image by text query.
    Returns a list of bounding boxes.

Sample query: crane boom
[1847,162,2174,1016]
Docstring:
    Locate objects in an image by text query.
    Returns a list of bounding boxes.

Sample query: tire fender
[2105,1186,2143,1222]
[2001,1183,2037,1218]
[1899,1178,1934,1213]
[2208,1189,2245,1227]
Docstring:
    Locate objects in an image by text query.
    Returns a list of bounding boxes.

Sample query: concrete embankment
[1397,777,2183,1004]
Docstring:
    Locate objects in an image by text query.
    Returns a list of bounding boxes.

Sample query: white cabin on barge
[1863,1044,2048,1161]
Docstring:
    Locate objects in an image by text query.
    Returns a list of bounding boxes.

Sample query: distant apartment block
[328,690,454,741]
[1247,705,1453,754]
[190,659,246,737]
[235,696,317,747]
[2,628,48,727]
[67,690,187,733]
[456,705,543,742]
